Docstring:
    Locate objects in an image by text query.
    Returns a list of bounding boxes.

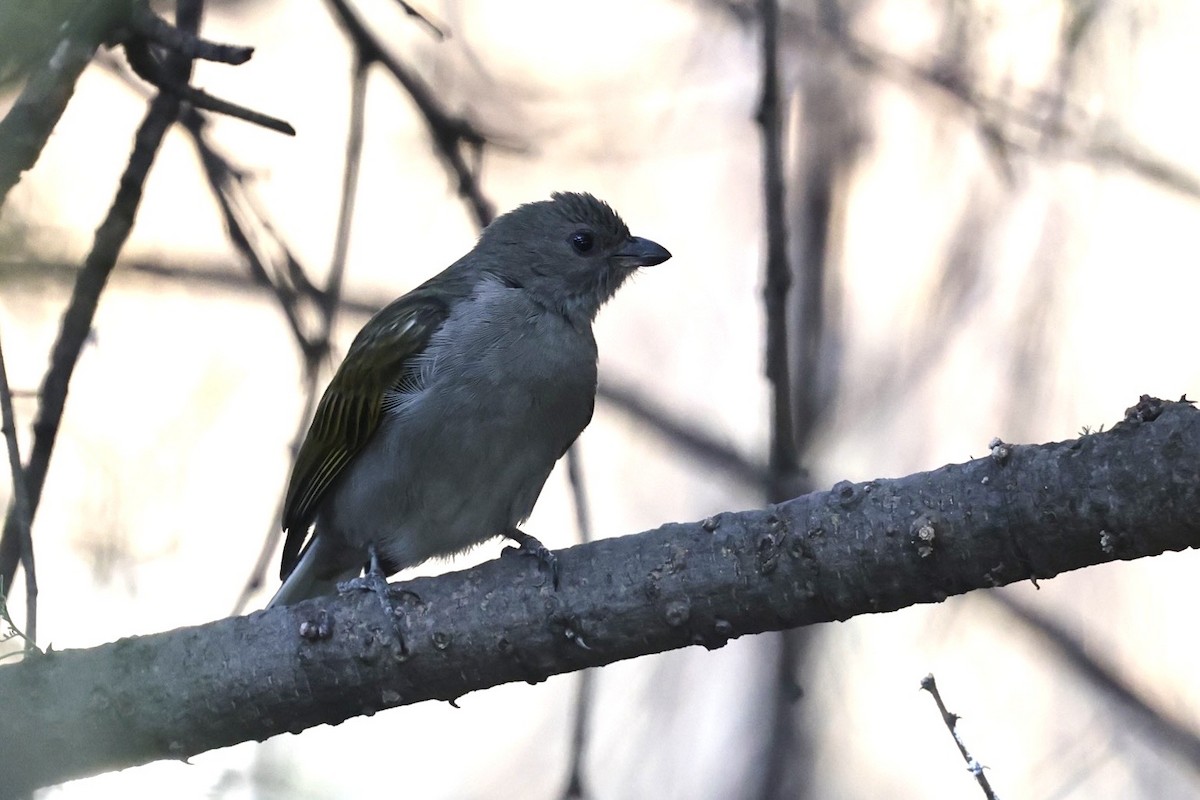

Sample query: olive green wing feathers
[279,297,447,579]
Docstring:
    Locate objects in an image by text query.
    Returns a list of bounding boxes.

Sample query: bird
[267,192,671,608]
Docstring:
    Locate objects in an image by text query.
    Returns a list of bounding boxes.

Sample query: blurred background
[2,0,1200,797]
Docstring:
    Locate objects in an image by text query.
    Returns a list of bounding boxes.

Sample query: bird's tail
[266,535,362,609]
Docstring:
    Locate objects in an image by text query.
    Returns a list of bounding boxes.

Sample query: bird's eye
[570,231,595,254]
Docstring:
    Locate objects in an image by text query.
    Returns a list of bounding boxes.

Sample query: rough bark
[1,398,1197,794]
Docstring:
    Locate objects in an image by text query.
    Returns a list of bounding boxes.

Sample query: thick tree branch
[0,400,1197,792]
[0,2,126,210]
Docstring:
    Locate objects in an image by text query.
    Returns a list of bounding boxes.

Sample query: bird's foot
[338,545,408,653]
[337,569,391,603]
[502,528,560,590]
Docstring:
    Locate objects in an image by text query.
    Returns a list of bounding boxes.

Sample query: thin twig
[124,258,378,316]
[0,332,36,649]
[754,2,808,797]
[167,81,295,136]
[119,0,294,135]
[184,115,325,358]
[560,661,594,799]
[321,52,371,343]
[756,0,800,505]
[233,49,370,608]
[96,52,322,354]
[326,0,495,227]
[0,0,203,597]
[0,576,36,660]
[118,59,331,608]
[114,2,317,613]
[129,0,253,64]
[232,367,321,614]
[762,10,860,792]
[390,0,448,40]
[564,448,593,545]
[559,445,594,800]
[780,8,1200,204]
[987,592,1200,777]
[760,627,807,799]
[598,380,769,490]
[122,39,295,135]
[920,674,1001,800]
[717,2,1200,202]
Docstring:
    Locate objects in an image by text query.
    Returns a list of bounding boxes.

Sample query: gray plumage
[268,192,670,607]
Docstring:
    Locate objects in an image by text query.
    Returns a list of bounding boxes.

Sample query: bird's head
[476,191,671,323]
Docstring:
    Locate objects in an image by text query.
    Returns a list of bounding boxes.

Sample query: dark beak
[609,236,672,270]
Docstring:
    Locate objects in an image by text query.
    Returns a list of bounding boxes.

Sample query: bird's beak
[610,236,672,270]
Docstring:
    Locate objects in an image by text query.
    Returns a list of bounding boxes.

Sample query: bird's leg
[337,544,405,646]
[502,527,560,589]
[337,543,391,598]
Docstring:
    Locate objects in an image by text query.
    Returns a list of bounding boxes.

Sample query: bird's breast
[392,282,598,449]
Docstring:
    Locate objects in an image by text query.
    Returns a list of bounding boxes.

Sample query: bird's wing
[280,296,448,579]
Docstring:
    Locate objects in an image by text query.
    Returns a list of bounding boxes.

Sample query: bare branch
[564,447,593,545]
[231,367,321,615]
[598,379,769,489]
[182,116,325,357]
[128,0,253,64]
[920,674,1001,800]
[178,116,328,606]
[234,55,370,609]
[1,399,1197,792]
[784,11,1200,204]
[326,0,495,226]
[390,0,447,40]
[122,38,295,135]
[755,4,816,793]
[0,0,203,599]
[0,2,126,210]
[0,332,36,649]
[559,444,595,800]
[756,0,800,504]
[986,592,1200,779]
[322,53,370,335]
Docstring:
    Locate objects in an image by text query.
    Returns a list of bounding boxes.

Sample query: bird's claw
[337,544,393,603]
[503,529,560,590]
[337,546,408,653]
[337,570,390,599]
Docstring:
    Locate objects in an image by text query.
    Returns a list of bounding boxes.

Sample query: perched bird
[268,192,671,607]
